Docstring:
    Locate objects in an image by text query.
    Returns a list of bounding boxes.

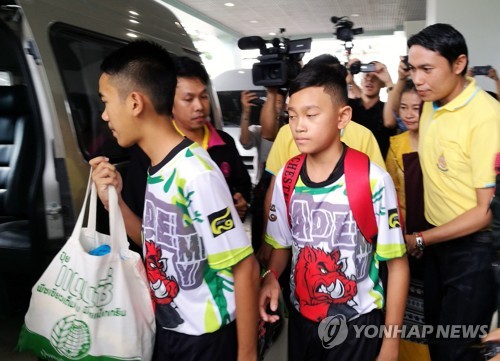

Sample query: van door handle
[46,202,62,215]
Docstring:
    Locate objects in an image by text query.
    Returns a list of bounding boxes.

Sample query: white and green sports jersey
[142,140,253,335]
[265,160,406,323]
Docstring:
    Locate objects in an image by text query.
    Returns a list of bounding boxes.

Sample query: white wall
[404,20,426,39]
[426,0,500,93]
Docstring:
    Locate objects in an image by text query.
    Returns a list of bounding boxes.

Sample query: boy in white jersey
[259,61,409,360]
[90,40,259,361]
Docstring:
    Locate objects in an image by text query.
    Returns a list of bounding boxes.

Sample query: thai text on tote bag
[18,174,155,361]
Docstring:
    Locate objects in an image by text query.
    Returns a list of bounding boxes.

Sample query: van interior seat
[0,85,35,256]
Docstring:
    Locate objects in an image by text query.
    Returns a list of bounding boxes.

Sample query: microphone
[237,36,267,52]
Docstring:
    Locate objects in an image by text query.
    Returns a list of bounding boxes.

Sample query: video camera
[349,61,376,75]
[472,65,492,76]
[238,30,312,88]
[331,16,363,42]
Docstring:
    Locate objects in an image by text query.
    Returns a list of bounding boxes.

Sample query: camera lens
[349,61,361,75]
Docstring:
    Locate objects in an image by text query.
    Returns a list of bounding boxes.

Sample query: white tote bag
[18,175,155,361]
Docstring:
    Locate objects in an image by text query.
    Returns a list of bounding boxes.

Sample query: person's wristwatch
[414,232,425,252]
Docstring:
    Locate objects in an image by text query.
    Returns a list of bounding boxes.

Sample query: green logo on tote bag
[51,314,91,359]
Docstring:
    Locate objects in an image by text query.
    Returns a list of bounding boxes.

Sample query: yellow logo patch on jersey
[388,208,401,229]
[208,207,235,237]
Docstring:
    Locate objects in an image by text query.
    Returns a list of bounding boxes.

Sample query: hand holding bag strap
[70,170,132,258]
[106,183,133,258]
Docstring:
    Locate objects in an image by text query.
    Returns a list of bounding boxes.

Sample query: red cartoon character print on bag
[144,240,184,328]
[294,246,358,322]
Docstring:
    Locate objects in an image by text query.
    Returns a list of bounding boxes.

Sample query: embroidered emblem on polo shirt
[437,154,448,172]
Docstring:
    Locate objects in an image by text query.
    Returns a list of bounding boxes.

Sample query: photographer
[259,87,288,141]
[467,66,500,101]
[239,89,281,251]
[383,56,414,130]
[346,58,397,158]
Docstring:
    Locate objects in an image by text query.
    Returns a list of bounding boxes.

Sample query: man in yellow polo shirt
[405,24,500,361]
[265,121,385,176]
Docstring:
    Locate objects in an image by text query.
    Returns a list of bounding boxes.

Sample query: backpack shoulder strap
[282,154,306,227]
[345,147,378,244]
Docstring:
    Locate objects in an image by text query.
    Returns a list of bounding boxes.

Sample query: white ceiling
[166,0,426,39]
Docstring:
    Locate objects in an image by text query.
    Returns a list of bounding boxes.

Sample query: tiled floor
[0,274,37,361]
[263,319,287,361]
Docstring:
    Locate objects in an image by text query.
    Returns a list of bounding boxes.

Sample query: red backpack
[282,147,378,244]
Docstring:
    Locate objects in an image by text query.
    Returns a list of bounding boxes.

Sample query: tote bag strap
[87,174,98,231]
[70,172,93,241]
[107,183,132,257]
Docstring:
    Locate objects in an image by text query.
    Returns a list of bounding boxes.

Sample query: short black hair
[407,23,468,76]
[305,54,341,69]
[402,78,417,94]
[173,56,209,85]
[289,61,348,105]
[100,40,176,116]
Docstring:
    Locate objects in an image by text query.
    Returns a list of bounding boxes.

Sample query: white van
[212,68,267,185]
[0,0,220,281]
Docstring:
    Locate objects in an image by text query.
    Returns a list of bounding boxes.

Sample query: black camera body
[482,341,500,360]
[238,35,311,88]
[402,55,410,71]
[331,16,363,42]
[472,65,492,76]
[349,61,376,75]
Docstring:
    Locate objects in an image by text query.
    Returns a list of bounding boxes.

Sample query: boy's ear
[337,105,352,130]
[128,91,146,116]
[453,54,468,75]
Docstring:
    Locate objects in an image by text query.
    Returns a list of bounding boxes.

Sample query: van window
[0,71,13,86]
[50,23,128,162]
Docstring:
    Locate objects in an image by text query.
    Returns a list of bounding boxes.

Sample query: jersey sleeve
[370,164,407,261]
[186,170,253,270]
[264,168,293,249]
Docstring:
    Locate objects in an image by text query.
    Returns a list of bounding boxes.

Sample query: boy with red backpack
[259,61,409,361]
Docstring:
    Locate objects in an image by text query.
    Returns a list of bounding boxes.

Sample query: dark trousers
[424,231,496,361]
[251,171,272,251]
[288,306,383,361]
[152,321,237,361]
